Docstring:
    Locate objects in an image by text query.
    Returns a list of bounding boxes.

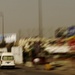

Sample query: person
[33,58,40,69]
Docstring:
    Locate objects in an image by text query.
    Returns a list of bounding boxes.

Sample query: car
[0,52,15,68]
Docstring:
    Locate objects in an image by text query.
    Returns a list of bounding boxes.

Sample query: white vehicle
[0,52,15,68]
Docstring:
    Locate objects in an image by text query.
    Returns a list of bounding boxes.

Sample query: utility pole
[0,12,4,43]
[2,13,4,43]
[38,0,43,37]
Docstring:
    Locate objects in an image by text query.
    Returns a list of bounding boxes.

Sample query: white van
[0,52,15,68]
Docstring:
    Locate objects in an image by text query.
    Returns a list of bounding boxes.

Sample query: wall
[11,46,23,64]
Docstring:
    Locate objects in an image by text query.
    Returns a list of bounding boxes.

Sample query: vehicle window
[2,56,14,60]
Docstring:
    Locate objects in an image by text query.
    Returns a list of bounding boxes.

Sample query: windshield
[2,56,14,60]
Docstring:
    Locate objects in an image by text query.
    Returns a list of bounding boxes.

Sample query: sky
[0,0,75,38]
[42,0,75,37]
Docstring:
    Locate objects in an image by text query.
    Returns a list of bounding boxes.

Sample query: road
[0,65,75,75]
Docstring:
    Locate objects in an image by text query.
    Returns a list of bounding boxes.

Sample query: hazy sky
[0,0,75,38]
[42,0,75,37]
